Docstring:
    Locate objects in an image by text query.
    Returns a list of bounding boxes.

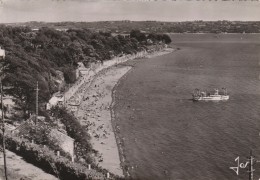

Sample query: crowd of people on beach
[58,47,174,175]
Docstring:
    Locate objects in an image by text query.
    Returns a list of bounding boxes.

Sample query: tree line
[15,21,260,34]
[0,25,171,117]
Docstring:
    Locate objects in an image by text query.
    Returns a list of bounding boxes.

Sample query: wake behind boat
[192,88,229,101]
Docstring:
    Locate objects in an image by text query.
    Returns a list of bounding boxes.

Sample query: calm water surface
[114,34,260,180]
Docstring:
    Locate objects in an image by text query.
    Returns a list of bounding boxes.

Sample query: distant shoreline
[3,21,260,34]
[168,32,260,34]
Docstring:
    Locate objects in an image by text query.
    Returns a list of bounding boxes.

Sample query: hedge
[49,107,124,179]
[0,134,106,180]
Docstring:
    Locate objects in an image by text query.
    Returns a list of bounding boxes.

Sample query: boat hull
[193,95,229,101]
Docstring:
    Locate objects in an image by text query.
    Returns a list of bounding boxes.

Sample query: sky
[0,0,260,23]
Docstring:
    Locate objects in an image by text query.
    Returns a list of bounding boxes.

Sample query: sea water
[114,34,260,180]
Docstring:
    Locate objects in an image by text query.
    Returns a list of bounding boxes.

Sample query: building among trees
[0,46,5,60]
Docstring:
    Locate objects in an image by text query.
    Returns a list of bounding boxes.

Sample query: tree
[1,25,172,119]
[162,34,172,44]
[67,41,84,66]
[130,29,147,42]
[62,66,76,84]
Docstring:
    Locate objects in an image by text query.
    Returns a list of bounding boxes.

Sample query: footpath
[0,150,57,180]
[64,51,148,104]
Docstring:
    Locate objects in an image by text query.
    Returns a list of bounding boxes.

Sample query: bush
[50,107,123,179]
[0,133,105,180]
[50,107,93,162]
[62,66,77,84]
[15,119,71,159]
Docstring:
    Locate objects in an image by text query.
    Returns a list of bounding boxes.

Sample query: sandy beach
[65,48,174,177]
[75,65,131,176]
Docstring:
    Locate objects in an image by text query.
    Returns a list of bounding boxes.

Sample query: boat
[192,88,229,101]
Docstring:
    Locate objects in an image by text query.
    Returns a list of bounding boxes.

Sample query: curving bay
[113,34,260,180]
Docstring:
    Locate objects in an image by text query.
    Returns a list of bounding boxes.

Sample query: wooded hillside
[0,26,171,117]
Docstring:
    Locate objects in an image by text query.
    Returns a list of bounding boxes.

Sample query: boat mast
[223,88,227,96]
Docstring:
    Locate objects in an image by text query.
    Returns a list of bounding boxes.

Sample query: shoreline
[76,65,131,176]
[111,48,175,177]
[110,66,133,177]
[67,48,174,177]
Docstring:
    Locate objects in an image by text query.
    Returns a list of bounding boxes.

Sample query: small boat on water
[192,88,229,101]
